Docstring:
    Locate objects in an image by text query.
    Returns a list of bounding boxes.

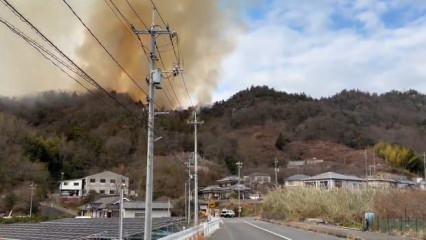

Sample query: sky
[213,0,426,101]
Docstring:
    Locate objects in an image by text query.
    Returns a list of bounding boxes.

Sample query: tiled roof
[305,172,364,181]
[285,174,310,181]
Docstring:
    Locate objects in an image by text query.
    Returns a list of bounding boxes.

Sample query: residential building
[59,179,83,197]
[243,172,271,186]
[284,174,309,187]
[79,196,171,218]
[83,171,129,196]
[217,176,240,187]
[200,176,251,200]
[366,178,397,189]
[287,158,324,168]
[303,172,366,190]
[396,179,416,189]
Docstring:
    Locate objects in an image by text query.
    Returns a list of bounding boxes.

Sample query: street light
[236,161,243,218]
[29,182,36,218]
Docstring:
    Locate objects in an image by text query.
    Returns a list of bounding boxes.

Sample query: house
[217,176,241,187]
[83,171,129,196]
[396,179,416,189]
[59,179,83,197]
[303,172,366,190]
[284,174,309,187]
[200,176,251,201]
[366,177,397,189]
[243,172,271,186]
[79,196,172,218]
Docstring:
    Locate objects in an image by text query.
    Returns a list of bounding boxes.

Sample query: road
[208,218,342,240]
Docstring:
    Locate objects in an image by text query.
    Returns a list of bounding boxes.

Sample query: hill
[1,86,426,213]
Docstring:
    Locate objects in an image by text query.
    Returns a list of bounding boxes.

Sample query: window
[90,178,96,183]
[335,180,342,188]
[63,182,69,186]
[100,179,106,183]
[122,179,126,183]
[73,182,79,186]
[319,181,329,189]
[110,190,115,194]
[110,179,116,184]
[100,190,105,194]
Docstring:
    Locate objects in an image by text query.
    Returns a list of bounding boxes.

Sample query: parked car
[220,209,235,218]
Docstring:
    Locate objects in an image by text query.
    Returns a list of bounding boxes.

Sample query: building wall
[284,180,304,187]
[124,210,170,218]
[84,171,129,196]
[59,179,83,197]
[304,179,365,190]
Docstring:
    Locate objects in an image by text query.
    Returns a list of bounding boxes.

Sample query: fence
[158,217,223,240]
[371,216,426,238]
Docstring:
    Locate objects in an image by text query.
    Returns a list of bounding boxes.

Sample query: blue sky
[213,0,426,101]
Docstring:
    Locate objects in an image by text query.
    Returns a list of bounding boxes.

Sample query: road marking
[243,220,293,240]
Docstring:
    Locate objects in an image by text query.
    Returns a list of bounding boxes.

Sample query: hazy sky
[1,0,426,104]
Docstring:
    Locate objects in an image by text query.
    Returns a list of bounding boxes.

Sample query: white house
[83,171,129,196]
[284,174,309,187]
[79,196,171,218]
[59,179,83,197]
[303,172,366,190]
[366,177,397,189]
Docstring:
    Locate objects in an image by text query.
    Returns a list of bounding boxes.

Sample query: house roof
[305,172,364,181]
[217,176,240,183]
[85,170,128,179]
[248,172,270,177]
[229,184,250,191]
[366,178,397,183]
[285,174,309,181]
[200,185,228,192]
[122,201,171,210]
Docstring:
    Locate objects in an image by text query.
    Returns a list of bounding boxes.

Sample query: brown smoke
[75,0,241,108]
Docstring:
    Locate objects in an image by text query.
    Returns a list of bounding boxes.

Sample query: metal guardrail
[158,217,223,240]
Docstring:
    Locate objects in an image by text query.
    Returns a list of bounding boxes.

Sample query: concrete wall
[84,171,129,195]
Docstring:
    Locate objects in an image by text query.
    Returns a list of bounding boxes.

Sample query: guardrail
[158,217,223,240]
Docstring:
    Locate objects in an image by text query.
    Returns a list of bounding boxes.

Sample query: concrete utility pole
[364,149,368,177]
[236,161,243,218]
[133,9,177,240]
[423,152,426,180]
[274,158,279,187]
[188,111,203,226]
[119,183,125,240]
[186,158,192,226]
[29,182,35,218]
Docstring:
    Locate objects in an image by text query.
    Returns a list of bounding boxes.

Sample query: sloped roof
[229,184,250,191]
[285,174,310,181]
[305,172,364,181]
[85,170,128,179]
[217,176,240,183]
[200,185,228,192]
[122,201,171,210]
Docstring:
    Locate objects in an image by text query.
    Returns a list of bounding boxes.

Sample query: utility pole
[423,152,426,180]
[184,182,187,224]
[133,9,177,240]
[119,183,125,240]
[236,161,243,218]
[364,149,368,177]
[274,157,279,187]
[29,182,35,218]
[186,158,192,226]
[188,111,203,226]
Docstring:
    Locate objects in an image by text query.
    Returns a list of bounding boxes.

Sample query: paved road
[208,218,342,240]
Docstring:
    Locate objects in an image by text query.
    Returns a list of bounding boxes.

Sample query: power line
[0,17,95,94]
[124,0,148,30]
[148,0,193,106]
[62,0,149,97]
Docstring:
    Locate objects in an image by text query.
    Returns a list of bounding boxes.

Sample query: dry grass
[261,188,375,227]
[262,188,426,229]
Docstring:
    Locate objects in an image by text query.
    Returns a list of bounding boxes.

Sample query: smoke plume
[75,0,241,108]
